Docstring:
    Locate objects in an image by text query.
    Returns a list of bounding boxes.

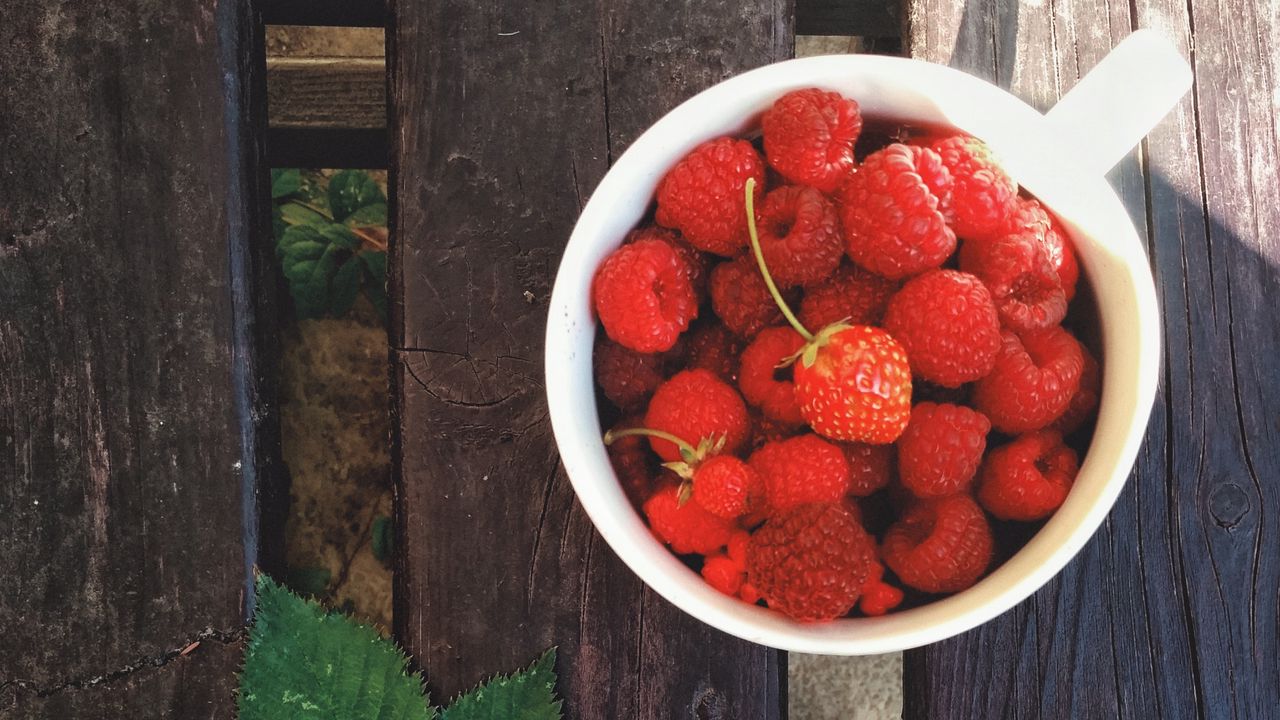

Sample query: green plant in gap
[271,168,389,320]
[240,576,563,719]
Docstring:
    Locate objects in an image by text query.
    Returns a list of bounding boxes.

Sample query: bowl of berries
[545,31,1191,653]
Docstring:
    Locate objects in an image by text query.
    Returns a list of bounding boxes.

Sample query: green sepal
[676,481,695,507]
[661,461,695,480]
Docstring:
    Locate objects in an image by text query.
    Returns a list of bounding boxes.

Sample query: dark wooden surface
[389,1,791,716]
[903,0,1280,717]
[0,0,275,716]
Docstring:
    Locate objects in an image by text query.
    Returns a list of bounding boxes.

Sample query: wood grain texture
[904,0,1280,717]
[267,57,386,129]
[0,0,274,713]
[795,0,901,38]
[389,0,791,716]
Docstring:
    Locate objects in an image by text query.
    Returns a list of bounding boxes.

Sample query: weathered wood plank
[903,0,1280,717]
[389,0,791,715]
[262,0,386,27]
[0,0,274,714]
[796,0,901,38]
[268,57,386,129]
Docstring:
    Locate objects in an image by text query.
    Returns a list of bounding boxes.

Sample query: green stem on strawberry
[604,427,697,457]
[745,177,815,343]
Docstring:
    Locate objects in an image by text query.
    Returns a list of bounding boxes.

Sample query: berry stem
[604,427,697,457]
[745,178,814,342]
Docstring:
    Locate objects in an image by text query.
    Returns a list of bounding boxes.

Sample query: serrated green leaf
[280,201,331,227]
[330,258,364,317]
[440,649,561,720]
[344,202,388,228]
[272,169,302,199]
[329,170,386,222]
[238,575,435,720]
[372,516,393,564]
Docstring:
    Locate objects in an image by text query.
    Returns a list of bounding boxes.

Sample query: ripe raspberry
[746,503,876,621]
[749,434,852,515]
[728,530,751,565]
[882,269,1002,387]
[738,583,763,604]
[750,411,798,450]
[842,442,893,497]
[592,238,698,352]
[606,415,653,506]
[799,263,898,330]
[594,336,664,410]
[882,494,993,593]
[692,454,763,520]
[701,554,746,596]
[978,430,1079,520]
[929,135,1017,239]
[644,484,735,555]
[858,562,904,616]
[793,325,913,443]
[840,144,956,280]
[656,138,765,255]
[682,322,745,383]
[959,232,1067,332]
[761,88,863,193]
[755,185,843,288]
[738,327,806,426]
[710,256,786,338]
[626,226,710,297]
[644,369,750,461]
[973,328,1084,433]
[1003,198,1078,301]
[1053,347,1100,435]
[897,402,990,499]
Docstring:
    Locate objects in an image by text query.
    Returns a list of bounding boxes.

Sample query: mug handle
[1042,29,1193,176]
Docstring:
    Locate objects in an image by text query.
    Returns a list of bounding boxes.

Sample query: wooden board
[903,0,1280,717]
[268,57,387,129]
[389,0,791,715]
[0,0,274,714]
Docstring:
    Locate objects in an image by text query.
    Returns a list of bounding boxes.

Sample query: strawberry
[605,426,761,520]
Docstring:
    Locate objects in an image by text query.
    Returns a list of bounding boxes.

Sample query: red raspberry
[691,454,763,520]
[973,328,1084,433]
[882,494,993,593]
[594,336,664,410]
[606,415,653,506]
[799,263,898,330]
[842,442,893,497]
[882,269,1001,387]
[681,322,745,383]
[1053,347,1100,435]
[858,562,904,616]
[643,484,735,555]
[929,135,1017,239]
[749,434,851,515]
[626,226,710,297]
[959,232,1067,332]
[761,89,862,193]
[746,503,876,621]
[793,325,913,443]
[897,402,990,499]
[701,553,746,596]
[978,430,1079,520]
[728,530,751,565]
[749,411,799,450]
[840,144,956,280]
[710,256,786,338]
[592,238,698,352]
[755,185,843,288]
[739,584,762,604]
[1003,198,1078,301]
[644,369,751,462]
[656,138,765,256]
[738,327,806,426]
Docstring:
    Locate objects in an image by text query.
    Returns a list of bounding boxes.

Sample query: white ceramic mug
[545,30,1191,654]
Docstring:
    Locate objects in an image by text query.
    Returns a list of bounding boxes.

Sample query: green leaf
[330,257,364,317]
[238,575,435,720]
[372,516,393,564]
[329,170,386,222]
[362,252,388,321]
[440,649,561,720]
[280,201,331,227]
[344,202,388,228]
[282,566,332,598]
[272,169,302,199]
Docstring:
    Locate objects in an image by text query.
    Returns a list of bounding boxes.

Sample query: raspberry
[1003,198,1078,301]
[710,256,786,338]
[929,135,1017,239]
[882,269,1002,387]
[755,185,843,288]
[761,88,863,193]
[897,402,990,499]
[738,327,806,426]
[978,430,1079,520]
[1053,346,1100,435]
[644,369,751,461]
[793,325,913,444]
[973,328,1084,433]
[959,232,1067,332]
[643,484,735,555]
[592,238,698,352]
[858,562,904,616]
[750,411,798,450]
[702,554,746,596]
[882,494,993,593]
[691,454,763,519]
[606,415,653,506]
[594,336,664,410]
[799,263,898,330]
[656,138,765,255]
[842,442,893,497]
[626,226,710,297]
[682,322,745,383]
[728,531,751,565]
[840,144,956,280]
[749,434,851,515]
[746,503,875,620]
